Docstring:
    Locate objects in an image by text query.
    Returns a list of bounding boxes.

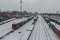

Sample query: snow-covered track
[27,17,38,40]
[0,18,28,38]
[0,17,34,40]
[43,17,60,40]
[0,30,14,39]
[0,17,36,40]
[0,18,16,25]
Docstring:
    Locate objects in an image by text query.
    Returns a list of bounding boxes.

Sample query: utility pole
[20,0,22,13]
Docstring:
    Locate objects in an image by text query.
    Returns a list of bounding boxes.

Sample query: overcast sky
[0,0,60,13]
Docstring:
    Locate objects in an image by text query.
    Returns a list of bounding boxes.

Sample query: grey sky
[0,0,60,13]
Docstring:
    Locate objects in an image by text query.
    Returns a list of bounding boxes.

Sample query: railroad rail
[0,17,34,40]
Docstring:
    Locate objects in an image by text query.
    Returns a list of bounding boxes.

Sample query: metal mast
[20,0,22,12]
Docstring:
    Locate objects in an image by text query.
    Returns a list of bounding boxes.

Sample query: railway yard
[0,15,60,40]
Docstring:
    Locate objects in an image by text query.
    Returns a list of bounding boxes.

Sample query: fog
[0,0,60,13]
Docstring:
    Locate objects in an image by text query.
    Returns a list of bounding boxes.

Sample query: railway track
[0,17,34,40]
[0,30,14,39]
[0,18,16,25]
[0,25,25,39]
[27,17,38,40]
[43,17,60,40]
[0,25,21,39]
[43,25,52,40]
[41,16,53,40]
[42,21,52,40]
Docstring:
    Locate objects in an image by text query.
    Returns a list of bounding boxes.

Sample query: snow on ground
[0,18,27,37]
[29,15,60,40]
[41,16,60,40]
[0,15,60,40]
[50,21,60,31]
[0,18,16,24]
[1,17,34,40]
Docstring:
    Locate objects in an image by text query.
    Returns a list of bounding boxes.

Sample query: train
[44,18,60,37]
[12,17,34,30]
[44,17,60,37]
[49,23,60,37]
[32,17,38,24]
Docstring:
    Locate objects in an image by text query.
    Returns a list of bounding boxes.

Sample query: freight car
[44,18,60,37]
[34,17,38,21]
[12,20,27,30]
[32,17,38,24]
[12,17,34,30]
[49,23,60,37]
